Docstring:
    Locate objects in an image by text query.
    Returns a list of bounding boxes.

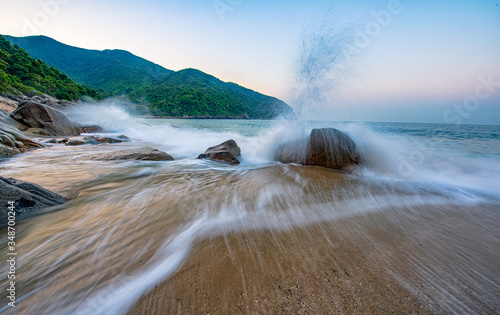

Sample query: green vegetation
[4,35,173,96]
[0,35,98,100]
[5,35,296,119]
[130,68,295,118]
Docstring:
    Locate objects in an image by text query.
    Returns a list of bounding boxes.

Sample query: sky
[1,0,499,124]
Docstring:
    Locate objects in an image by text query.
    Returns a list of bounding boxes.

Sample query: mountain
[4,35,173,95]
[5,35,296,119]
[0,35,98,100]
[129,68,295,119]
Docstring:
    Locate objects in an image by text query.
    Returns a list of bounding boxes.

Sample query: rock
[95,135,131,143]
[57,138,69,144]
[275,128,358,171]
[82,147,174,161]
[0,96,18,113]
[80,125,104,133]
[275,138,308,165]
[10,100,80,136]
[65,140,86,146]
[44,139,58,144]
[65,137,100,146]
[197,139,241,165]
[0,111,43,159]
[306,128,358,170]
[0,176,67,225]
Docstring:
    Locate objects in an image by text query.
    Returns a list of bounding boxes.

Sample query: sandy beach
[131,203,500,314]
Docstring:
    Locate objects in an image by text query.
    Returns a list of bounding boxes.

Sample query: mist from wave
[66,101,500,202]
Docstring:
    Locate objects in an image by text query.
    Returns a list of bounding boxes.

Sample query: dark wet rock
[82,135,131,144]
[65,136,101,146]
[197,139,241,165]
[0,110,43,158]
[57,138,69,144]
[44,139,58,144]
[116,135,131,141]
[97,135,131,143]
[275,128,359,171]
[306,128,359,169]
[0,176,67,225]
[10,100,80,136]
[275,138,308,165]
[80,125,104,133]
[82,147,174,161]
[65,140,86,146]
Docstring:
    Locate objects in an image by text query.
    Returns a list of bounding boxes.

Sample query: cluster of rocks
[1,92,361,225]
[1,92,75,110]
[0,110,44,158]
[45,135,131,146]
[194,128,359,170]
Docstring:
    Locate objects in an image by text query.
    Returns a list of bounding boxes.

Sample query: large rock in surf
[83,147,174,161]
[10,100,80,136]
[275,128,358,171]
[197,139,241,165]
[0,176,67,225]
[0,110,43,158]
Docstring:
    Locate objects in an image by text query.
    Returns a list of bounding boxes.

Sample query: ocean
[1,108,499,314]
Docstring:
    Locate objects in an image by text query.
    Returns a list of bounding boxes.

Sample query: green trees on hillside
[129,69,294,118]
[2,35,296,119]
[0,35,98,100]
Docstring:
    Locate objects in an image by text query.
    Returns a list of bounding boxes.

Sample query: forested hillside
[0,35,98,100]
[5,35,296,119]
[4,35,173,95]
[129,68,296,118]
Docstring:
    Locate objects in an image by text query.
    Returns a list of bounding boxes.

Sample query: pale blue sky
[1,0,499,124]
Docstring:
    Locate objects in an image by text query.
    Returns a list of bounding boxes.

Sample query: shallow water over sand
[1,119,499,314]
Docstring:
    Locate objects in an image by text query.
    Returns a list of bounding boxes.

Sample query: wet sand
[131,203,500,314]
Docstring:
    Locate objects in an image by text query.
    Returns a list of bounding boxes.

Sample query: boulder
[275,138,308,165]
[197,139,241,165]
[82,147,174,161]
[10,100,80,136]
[0,176,67,225]
[275,128,358,171]
[0,111,43,159]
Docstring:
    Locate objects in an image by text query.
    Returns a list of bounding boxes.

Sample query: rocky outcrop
[1,92,75,109]
[82,147,174,161]
[0,110,43,158]
[197,139,241,165]
[0,96,18,113]
[10,100,80,136]
[275,128,358,171]
[0,176,67,225]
